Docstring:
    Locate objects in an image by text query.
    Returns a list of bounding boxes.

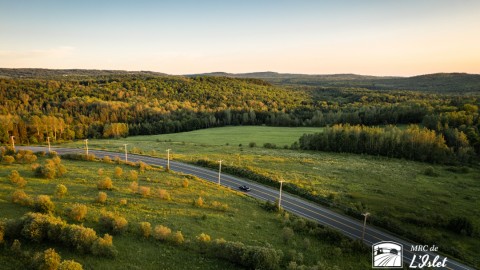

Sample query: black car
[239,185,251,191]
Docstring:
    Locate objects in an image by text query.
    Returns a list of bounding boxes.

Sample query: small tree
[182,179,189,188]
[55,184,68,198]
[12,190,32,206]
[97,192,107,204]
[58,260,83,270]
[282,227,294,243]
[157,189,171,200]
[34,248,61,270]
[194,196,204,207]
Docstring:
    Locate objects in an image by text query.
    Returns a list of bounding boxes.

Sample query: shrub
[139,222,151,238]
[69,204,88,222]
[114,167,123,178]
[11,190,32,206]
[32,248,61,270]
[171,231,184,245]
[97,177,113,190]
[97,168,104,176]
[194,197,204,207]
[3,155,15,164]
[102,156,112,163]
[34,195,55,214]
[119,199,127,205]
[55,184,68,198]
[157,189,171,200]
[58,260,83,270]
[182,179,189,188]
[153,225,171,241]
[23,154,38,164]
[137,161,147,173]
[211,201,229,211]
[35,158,66,179]
[129,181,138,193]
[99,212,128,234]
[9,170,27,188]
[128,170,139,181]
[91,234,118,257]
[249,142,257,147]
[139,186,150,197]
[97,192,107,204]
[263,143,277,149]
[282,227,294,243]
[196,233,211,243]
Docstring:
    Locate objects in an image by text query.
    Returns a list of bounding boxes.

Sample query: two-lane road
[17,146,475,270]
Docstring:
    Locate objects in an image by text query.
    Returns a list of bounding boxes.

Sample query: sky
[0,0,479,76]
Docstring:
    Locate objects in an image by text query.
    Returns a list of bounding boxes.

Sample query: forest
[0,69,479,163]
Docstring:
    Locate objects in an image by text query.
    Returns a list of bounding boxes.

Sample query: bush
[249,142,257,147]
[91,234,118,257]
[263,143,277,149]
[129,181,138,193]
[32,248,61,270]
[55,184,68,198]
[9,170,27,188]
[3,155,15,164]
[34,195,55,214]
[69,204,88,222]
[171,231,184,245]
[139,186,151,197]
[211,201,229,211]
[196,233,211,244]
[11,190,32,206]
[139,222,151,238]
[119,199,127,206]
[35,158,66,179]
[114,167,123,178]
[102,156,112,163]
[23,154,38,164]
[58,260,83,270]
[97,192,107,204]
[97,168,104,176]
[153,225,171,241]
[282,227,294,243]
[99,212,128,234]
[128,170,139,181]
[194,197,204,207]
[157,189,171,200]
[182,179,189,188]
[424,166,440,177]
[97,177,113,190]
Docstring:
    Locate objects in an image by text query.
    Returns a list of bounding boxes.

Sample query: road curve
[18,146,474,270]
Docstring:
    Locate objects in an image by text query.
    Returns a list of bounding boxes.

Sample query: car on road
[239,185,251,191]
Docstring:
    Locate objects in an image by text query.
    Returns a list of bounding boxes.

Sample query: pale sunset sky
[0,0,479,76]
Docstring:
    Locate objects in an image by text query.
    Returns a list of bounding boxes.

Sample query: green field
[60,126,480,267]
[0,154,369,269]
[129,126,324,147]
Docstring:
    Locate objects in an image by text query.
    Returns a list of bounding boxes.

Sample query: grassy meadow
[59,126,480,267]
[0,154,370,269]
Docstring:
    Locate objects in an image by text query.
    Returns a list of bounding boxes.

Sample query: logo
[372,241,403,268]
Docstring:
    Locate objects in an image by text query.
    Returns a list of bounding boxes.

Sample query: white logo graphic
[372,241,403,268]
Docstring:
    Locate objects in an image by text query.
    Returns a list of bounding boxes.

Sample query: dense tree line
[0,74,478,159]
[299,124,475,163]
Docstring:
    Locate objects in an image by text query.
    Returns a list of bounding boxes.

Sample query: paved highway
[17,146,474,270]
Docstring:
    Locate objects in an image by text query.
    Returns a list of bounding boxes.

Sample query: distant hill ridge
[1,68,479,92]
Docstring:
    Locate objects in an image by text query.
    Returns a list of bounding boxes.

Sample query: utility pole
[123,144,128,162]
[278,180,285,209]
[361,212,370,242]
[217,160,223,185]
[10,136,15,150]
[84,139,89,156]
[166,149,171,170]
[47,137,51,152]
